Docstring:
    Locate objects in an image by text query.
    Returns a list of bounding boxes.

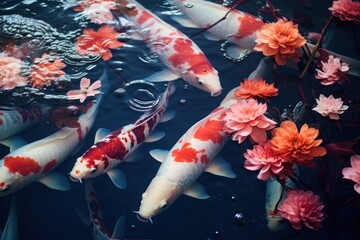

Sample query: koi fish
[172,0,360,76]
[0,194,19,240]
[81,180,126,240]
[0,105,50,140]
[135,56,274,222]
[69,82,175,187]
[114,0,222,96]
[0,73,105,197]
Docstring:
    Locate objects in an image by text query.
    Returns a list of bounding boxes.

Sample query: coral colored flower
[277,190,325,231]
[76,25,124,61]
[329,0,360,24]
[271,121,327,165]
[244,141,293,180]
[222,99,277,144]
[254,19,307,66]
[67,78,101,103]
[74,0,115,12]
[0,54,28,90]
[29,54,66,89]
[312,94,348,120]
[234,78,278,101]
[342,154,360,194]
[78,2,116,24]
[315,55,349,85]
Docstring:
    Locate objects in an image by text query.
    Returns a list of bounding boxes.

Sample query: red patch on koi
[0,182,5,187]
[77,128,83,142]
[138,11,152,25]
[75,170,80,174]
[194,119,225,144]
[42,159,57,174]
[168,38,214,75]
[4,156,41,176]
[89,194,111,237]
[237,14,264,37]
[132,124,146,143]
[19,107,42,123]
[172,143,206,163]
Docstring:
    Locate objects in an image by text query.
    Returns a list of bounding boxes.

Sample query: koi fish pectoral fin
[204,32,221,42]
[94,128,112,143]
[76,208,91,227]
[144,131,166,143]
[183,181,210,200]
[170,15,200,29]
[149,149,169,163]
[143,69,179,83]
[37,172,71,191]
[107,169,127,189]
[1,194,19,240]
[205,155,237,178]
[111,215,126,240]
[0,136,28,152]
[160,110,176,123]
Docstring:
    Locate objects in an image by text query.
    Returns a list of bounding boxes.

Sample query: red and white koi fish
[81,180,126,240]
[135,57,274,222]
[69,82,175,188]
[0,105,50,140]
[0,74,105,197]
[114,0,222,96]
[172,0,360,76]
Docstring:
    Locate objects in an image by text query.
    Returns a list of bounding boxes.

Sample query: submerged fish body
[84,180,125,240]
[115,0,222,96]
[0,105,50,140]
[171,0,264,52]
[0,88,103,197]
[137,101,236,221]
[69,83,174,185]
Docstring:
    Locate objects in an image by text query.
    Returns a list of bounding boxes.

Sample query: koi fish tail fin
[265,177,285,232]
[111,215,126,240]
[1,194,19,240]
[306,43,360,77]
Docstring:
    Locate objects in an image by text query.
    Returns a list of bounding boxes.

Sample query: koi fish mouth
[134,211,153,223]
[211,89,222,97]
[69,174,81,183]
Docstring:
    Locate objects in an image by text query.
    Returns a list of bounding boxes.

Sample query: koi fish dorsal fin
[149,149,169,163]
[144,131,165,143]
[37,172,71,191]
[205,156,237,178]
[107,169,127,189]
[170,15,200,28]
[94,128,111,143]
[111,215,126,240]
[143,69,179,82]
[0,136,28,152]
[160,110,175,123]
[183,181,210,199]
[1,194,18,240]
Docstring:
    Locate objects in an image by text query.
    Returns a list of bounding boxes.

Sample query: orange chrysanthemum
[75,25,124,61]
[234,78,278,101]
[254,19,307,65]
[270,121,326,165]
[29,54,66,89]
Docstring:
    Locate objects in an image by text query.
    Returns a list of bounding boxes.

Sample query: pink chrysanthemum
[243,141,293,180]
[0,54,28,90]
[66,77,101,103]
[312,94,348,120]
[222,99,277,144]
[329,0,360,24]
[277,190,325,231]
[342,154,360,194]
[315,55,349,85]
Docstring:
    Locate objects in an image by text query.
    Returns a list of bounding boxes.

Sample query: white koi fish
[136,57,274,222]
[0,105,50,140]
[172,0,360,76]
[0,73,105,197]
[81,180,126,240]
[114,0,223,96]
[69,82,175,188]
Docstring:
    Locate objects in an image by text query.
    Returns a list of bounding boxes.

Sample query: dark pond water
[0,0,360,240]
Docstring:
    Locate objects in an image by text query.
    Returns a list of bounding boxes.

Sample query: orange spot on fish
[237,14,264,37]
[0,182,5,187]
[172,143,206,163]
[138,11,152,25]
[194,119,225,144]
[75,170,80,174]
[4,156,41,176]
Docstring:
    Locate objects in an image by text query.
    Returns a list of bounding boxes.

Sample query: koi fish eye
[1,186,9,192]
[90,167,97,173]
[198,80,203,85]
